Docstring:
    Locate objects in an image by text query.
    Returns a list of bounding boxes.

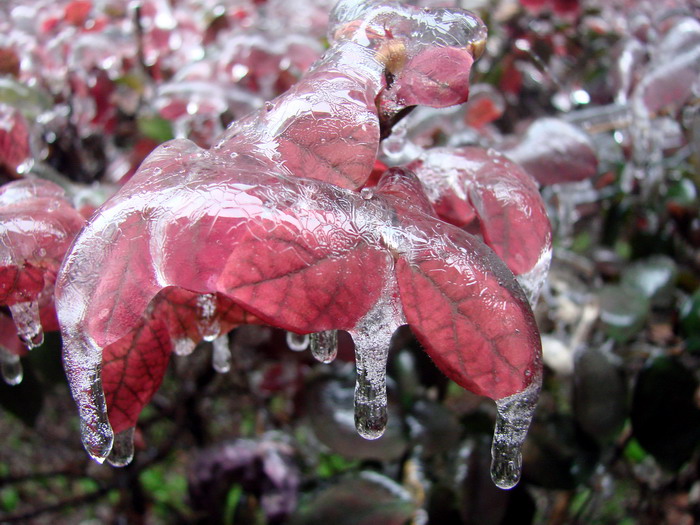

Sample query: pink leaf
[407,147,552,279]
[0,179,85,345]
[0,104,31,178]
[54,3,540,464]
[502,118,598,185]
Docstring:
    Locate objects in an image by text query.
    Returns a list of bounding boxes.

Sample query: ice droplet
[197,294,220,342]
[211,333,231,373]
[0,349,22,385]
[310,330,338,363]
[8,301,44,349]
[173,337,196,356]
[349,278,405,440]
[286,331,309,352]
[106,427,135,467]
[490,378,541,489]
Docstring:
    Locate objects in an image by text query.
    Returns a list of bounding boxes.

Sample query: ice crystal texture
[54,0,541,488]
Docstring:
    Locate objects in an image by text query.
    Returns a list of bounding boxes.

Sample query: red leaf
[55,4,541,461]
[408,147,552,278]
[391,47,475,109]
[0,104,31,177]
[103,318,172,433]
[0,180,84,338]
[103,287,263,433]
[0,264,44,306]
[375,168,541,399]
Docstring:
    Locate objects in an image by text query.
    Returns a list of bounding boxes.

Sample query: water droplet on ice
[286,331,309,351]
[211,333,231,373]
[490,379,540,489]
[106,427,135,467]
[310,330,338,363]
[173,337,196,356]
[0,349,23,385]
[9,301,44,349]
[361,187,374,200]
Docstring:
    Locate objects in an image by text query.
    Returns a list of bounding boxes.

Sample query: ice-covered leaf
[502,118,598,186]
[103,287,262,436]
[407,147,552,304]
[0,179,85,348]
[55,2,540,479]
[0,103,31,177]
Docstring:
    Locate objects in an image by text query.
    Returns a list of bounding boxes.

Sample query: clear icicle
[9,301,44,349]
[197,294,220,342]
[63,333,114,462]
[310,330,338,363]
[490,378,541,489]
[0,348,22,385]
[349,278,405,440]
[107,427,135,467]
[286,331,309,352]
[173,337,196,356]
[211,333,231,373]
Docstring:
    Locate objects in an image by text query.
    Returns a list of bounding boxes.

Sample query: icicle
[197,294,220,342]
[310,330,338,363]
[106,427,135,467]
[0,348,22,385]
[490,378,541,489]
[286,331,309,352]
[8,301,43,349]
[173,337,196,356]
[211,333,231,373]
[349,278,405,440]
[62,333,114,463]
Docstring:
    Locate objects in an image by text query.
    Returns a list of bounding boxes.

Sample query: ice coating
[502,118,598,186]
[54,2,541,465]
[101,289,260,440]
[211,333,231,374]
[407,147,552,304]
[197,293,220,342]
[286,332,310,352]
[348,276,405,439]
[0,179,85,350]
[8,301,43,348]
[490,377,541,489]
[310,330,339,363]
[0,347,22,385]
[106,427,135,468]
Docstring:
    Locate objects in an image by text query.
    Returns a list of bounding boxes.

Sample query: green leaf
[631,355,700,471]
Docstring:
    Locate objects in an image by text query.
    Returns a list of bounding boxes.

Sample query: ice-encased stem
[107,427,135,467]
[310,330,338,363]
[0,348,22,385]
[63,334,114,462]
[9,301,44,349]
[212,333,231,373]
[490,378,541,489]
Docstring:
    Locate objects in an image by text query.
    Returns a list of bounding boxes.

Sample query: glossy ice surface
[55,0,541,487]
